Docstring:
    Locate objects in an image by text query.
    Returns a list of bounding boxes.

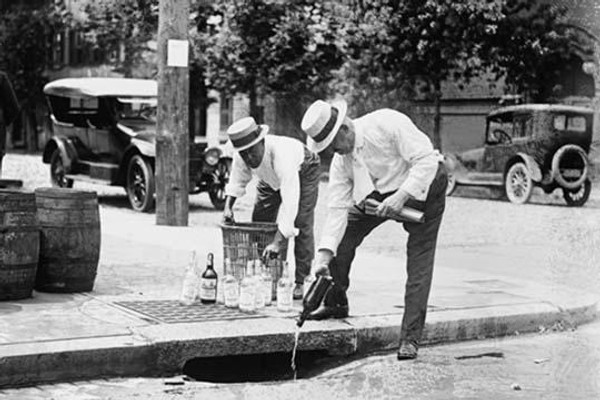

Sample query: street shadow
[96,193,223,213]
[450,185,600,209]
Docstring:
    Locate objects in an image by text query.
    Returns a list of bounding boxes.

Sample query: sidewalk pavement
[0,206,598,389]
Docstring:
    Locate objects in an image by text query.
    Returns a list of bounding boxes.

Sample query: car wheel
[49,149,73,188]
[562,179,591,207]
[505,162,533,205]
[209,158,231,210]
[126,154,155,212]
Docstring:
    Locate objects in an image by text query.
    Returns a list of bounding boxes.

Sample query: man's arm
[222,154,253,223]
[314,154,354,274]
[377,110,441,215]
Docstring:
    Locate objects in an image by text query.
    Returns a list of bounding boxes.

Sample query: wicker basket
[220,222,288,299]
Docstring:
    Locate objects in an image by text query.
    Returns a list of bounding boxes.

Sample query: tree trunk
[249,83,261,122]
[432,82,443,151]
[272,93,306,143]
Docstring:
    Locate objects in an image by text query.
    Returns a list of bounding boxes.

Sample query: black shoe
[305,304,349,320]
[397,341,418,360]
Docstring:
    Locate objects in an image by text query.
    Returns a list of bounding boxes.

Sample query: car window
[513,115,532,139]
[553,114,587,133]
[487,114,514,144]
[117,99,157,123]
[567,116,586,132]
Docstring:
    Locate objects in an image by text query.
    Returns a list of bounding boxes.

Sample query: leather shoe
[397,341,418,360]
[305,304,349,320]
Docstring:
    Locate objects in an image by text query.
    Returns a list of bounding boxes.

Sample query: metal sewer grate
[115,300,267,324]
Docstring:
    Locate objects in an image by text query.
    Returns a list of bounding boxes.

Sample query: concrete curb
[1,299,596,388]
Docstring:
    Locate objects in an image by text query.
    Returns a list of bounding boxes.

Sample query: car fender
[443,153,469,183]
[130,137,156,158]
[42,137,77,170]
[218,141,235,159]
[515,153,542,182]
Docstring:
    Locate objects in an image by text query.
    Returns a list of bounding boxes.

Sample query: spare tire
[551,144,589,190]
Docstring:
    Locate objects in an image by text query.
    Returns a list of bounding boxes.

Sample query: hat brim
[232,125,269,152]
[307,99,348,154]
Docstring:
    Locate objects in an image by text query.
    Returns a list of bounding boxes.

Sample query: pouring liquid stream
[291,325,300,380]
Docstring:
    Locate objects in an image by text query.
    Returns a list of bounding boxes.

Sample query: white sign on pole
[167,39,189,67]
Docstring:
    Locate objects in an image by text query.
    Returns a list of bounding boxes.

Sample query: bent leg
[325,207,386,306]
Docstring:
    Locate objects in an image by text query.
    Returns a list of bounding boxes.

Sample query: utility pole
[156,0,190,226]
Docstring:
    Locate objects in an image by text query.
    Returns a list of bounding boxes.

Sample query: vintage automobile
[444,104,593,206]
[42,77,231,212]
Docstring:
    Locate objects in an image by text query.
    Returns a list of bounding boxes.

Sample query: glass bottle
[199,252,218,304]
[303,273,316,299]
[277,261,294,312]
[253,258,266,310]
[239,261,256,313]
[179,251,200,306]
[262,263,273,306]
[223,268,239,309]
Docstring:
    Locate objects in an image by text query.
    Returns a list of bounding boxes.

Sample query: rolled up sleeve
[318,154,353,255]
[224,154,252,199]
[392,113,441,199]
[275,168,301,239]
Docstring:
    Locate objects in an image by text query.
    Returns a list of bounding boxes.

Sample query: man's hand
[222,207,235,225]
[376,189,410,218]
[314,249,333,277]
[263,240,282,260]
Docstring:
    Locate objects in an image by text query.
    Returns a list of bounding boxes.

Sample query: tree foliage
[0,1,71,103]
[200,0,347,119]
[479,0,595,102]
[83,0,159,77]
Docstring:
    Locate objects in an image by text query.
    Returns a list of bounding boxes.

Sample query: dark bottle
[296,275,333,328]
[200,253,218,304]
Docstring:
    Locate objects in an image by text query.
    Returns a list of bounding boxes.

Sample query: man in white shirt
[223,117,320,299]
[301,100,447,360]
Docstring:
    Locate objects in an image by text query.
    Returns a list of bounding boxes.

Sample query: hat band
[231,126,262,149]
[312,107,339,143]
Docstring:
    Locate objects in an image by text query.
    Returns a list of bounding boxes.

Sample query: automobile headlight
[204,149,220,166]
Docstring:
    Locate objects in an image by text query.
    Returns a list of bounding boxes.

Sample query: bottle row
[178,250,314,314]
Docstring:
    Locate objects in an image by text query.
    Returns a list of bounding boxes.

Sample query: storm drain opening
[183,350,350,383]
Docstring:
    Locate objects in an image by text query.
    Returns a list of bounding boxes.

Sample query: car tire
[209,158,231,210]
[552,144,588,190]
[49,149,74,188]
[562,179,591,207]
[126,154,155,212]
[505,162,533,205]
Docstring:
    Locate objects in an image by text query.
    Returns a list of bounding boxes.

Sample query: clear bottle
[253,258,266,310]
[276,261,294,312]
[239,261,256,313]
[199,253,218,304]
[262,264,273,306]
[179,251,200,306]
[223,273,239,309]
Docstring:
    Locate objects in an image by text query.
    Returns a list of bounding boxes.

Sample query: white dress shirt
[225,134,305,238]
[319,108,443,254]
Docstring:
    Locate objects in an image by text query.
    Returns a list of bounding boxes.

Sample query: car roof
[488,103,593,118]
[43,78,157,98]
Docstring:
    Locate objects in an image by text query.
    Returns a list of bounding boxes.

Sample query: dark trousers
[326,162,447,345]
[252,148,321,284]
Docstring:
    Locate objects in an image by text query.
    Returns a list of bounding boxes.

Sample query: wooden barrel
[34,187,101,293]
[0,189,39,300]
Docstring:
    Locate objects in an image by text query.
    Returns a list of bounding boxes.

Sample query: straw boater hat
[301,99,347,153]
[226,117,269,152]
